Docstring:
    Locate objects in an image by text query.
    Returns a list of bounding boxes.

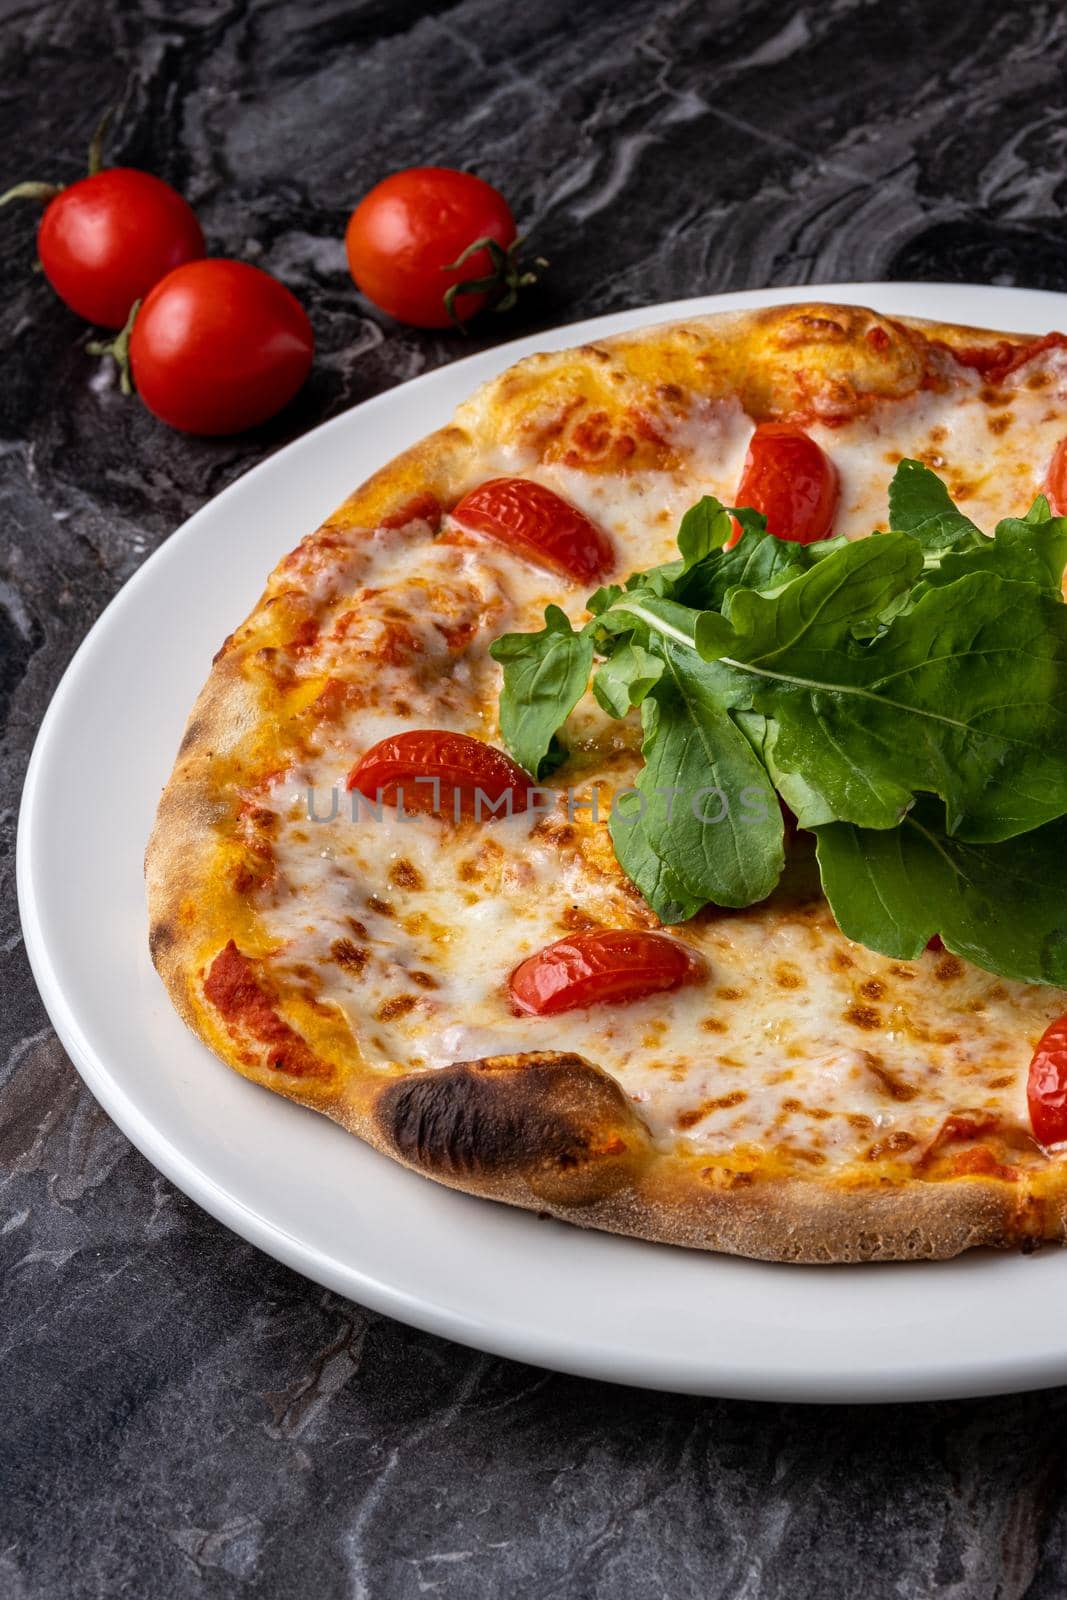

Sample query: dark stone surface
[4,1,1067,1594]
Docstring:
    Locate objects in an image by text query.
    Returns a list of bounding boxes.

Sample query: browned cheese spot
[845,1003,883,1031]
[866,1131,917,1161]
[865,1056,919,1102]
[376,994,419,1022]
[389,858,425,892]
[676,1091,748,1129]
[331,938,369,974]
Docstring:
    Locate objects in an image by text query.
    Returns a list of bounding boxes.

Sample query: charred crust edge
[374,1052,648,1205]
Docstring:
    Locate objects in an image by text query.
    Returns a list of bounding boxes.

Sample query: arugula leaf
[721,530,924,660]
[920,509,1067,595]
[586,582,623,616]
[733,711,839,828]
[887,458,984,555]
[608,794,704,926]
[489,464,1067,983]
[676,523,809,613]
[677,495,733,570]
[592,641,663,718]
[600,588,703,650]
[815,801,1067,986]
[490,604,593,777]
[608,644,783,915]
[711,559,1067,840]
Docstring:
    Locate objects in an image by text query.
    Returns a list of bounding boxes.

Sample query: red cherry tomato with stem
[1028,1013,1067,1148]
[35,169,205,328]
[347,729,534,819]
[345,167,537,329]
[510,929,704,1016]
[452,477,614,582]
[1,114,204,328]
[728,423,839,548]
[115,260,314,435]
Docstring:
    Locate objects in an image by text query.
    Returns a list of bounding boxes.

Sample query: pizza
[146,300,1067,1263]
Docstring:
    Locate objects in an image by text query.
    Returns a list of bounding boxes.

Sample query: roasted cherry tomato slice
[1045,438,1067,518]
[346,729,534,819]
[35,167,205,328]
[509,929,703,1016]
[451,477,614,582]
[1027,1013,1067,1147]
[728,423,839,548]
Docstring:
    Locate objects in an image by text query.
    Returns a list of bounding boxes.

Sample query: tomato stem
[0,107,115,211]
[87,107,114,177]
[87,297,139,395]
[441,234,546,331]
[0,180,62,207]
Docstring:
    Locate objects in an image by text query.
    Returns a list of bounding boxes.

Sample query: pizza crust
[146,300,1067,1263]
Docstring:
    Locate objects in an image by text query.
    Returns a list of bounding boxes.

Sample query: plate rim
[19,280,1067,1403]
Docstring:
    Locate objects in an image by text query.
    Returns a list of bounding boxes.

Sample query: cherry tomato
[1027,1013,1067,1147]
[346,729,534,818]
[34,168,205,328]
[128,260,314,435]
[510,929,703,1016]
[728,423,839,548]
[346,167,517,328]
[452,478,614,582]
[1045,438,1067,517]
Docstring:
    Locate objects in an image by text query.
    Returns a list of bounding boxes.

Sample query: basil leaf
[611,644,783,913]
[887,458,984,554]
[490,604,593,777]
[815,801,1067,986]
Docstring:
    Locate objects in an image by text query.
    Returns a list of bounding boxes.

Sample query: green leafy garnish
[609,643,783,916]
[815,803,1067,987]
[489,604,593,778]
[489,462,1067,985]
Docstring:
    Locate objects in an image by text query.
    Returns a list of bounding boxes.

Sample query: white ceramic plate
[19,283,1067,1403]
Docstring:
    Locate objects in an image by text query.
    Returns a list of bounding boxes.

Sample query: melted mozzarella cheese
[251,355,1067,1168]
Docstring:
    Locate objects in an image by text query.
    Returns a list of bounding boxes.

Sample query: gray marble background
[4,1,1067,1595]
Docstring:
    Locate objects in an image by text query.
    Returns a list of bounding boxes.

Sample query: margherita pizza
[146,301,1067,1262]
